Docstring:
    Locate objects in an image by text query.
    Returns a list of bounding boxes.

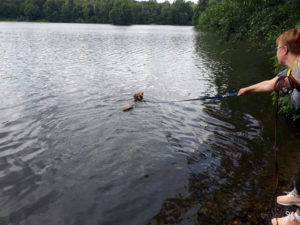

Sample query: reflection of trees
[149,33,300,225]
[150,144,277,225]
[152,138,300,224]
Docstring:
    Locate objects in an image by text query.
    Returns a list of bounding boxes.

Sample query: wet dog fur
[133,92,143,101]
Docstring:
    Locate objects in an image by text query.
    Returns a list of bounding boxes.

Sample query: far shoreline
[0,20,194,27]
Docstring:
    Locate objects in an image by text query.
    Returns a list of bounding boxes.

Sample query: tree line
[0,0,194,25]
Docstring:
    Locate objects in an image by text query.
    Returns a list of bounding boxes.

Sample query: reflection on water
[0,22,300,225]
[150,33,300,225]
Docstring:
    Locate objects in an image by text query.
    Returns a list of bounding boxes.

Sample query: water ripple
[0,23,271,225]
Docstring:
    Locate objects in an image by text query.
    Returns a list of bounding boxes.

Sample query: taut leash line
[123,92,238,111]
[145,92,238,104]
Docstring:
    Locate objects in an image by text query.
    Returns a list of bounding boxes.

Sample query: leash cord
[274,89,279,223]
[144,92,238,104]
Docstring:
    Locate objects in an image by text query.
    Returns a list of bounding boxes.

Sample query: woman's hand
[238,88,248,96]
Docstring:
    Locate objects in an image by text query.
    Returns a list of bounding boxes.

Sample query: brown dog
[133,92,143,101]
[123,92,144,112]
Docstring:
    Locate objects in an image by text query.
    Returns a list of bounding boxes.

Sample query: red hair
[276,27,300,54]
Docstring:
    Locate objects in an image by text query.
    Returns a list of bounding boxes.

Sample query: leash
[145,92,238,104]
[273,85,280,223]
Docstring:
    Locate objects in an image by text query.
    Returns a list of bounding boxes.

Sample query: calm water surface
[1,22,300,225]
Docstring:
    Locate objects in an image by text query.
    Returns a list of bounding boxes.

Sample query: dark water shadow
[149,32,300,225]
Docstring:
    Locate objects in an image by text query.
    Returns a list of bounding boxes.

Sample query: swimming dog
[123,92,144,111]
[133,92,143,101]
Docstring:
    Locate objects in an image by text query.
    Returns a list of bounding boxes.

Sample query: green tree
[43,0,63,21]
[24,3,41,19]
[109,0,133,25]
[0,0,195,25]
[0,0,22,18]
[131,2,144,24]
[160,2,172,24]
[144,0,159,24]
[94,0,112,23]
[61,0,74,21]
[192,0,207,24]
[171,0,193,25]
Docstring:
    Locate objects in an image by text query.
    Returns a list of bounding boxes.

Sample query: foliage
[0,0,195,25]
[194,0,300,45]
[197,1,244,41]
[271,92,300,122]
[24,2,41,20]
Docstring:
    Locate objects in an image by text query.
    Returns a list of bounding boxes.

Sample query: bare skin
[238,42,300,96]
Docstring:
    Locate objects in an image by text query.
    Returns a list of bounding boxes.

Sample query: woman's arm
[238,76,279,96]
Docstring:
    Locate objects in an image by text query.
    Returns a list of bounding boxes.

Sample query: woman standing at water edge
[238,28,300,225]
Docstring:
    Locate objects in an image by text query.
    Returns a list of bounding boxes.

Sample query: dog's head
[133,92,143,101]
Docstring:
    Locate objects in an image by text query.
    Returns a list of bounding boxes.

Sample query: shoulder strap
[287,68,291,77]
[287,58,300,77]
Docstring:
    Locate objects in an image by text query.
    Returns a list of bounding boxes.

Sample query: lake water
[1,22,300,225]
